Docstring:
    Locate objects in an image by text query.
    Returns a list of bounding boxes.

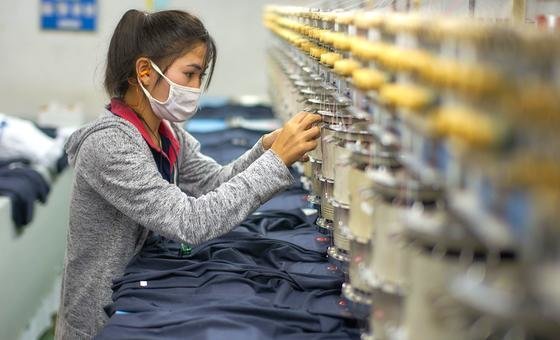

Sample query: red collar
[108,98,180,169]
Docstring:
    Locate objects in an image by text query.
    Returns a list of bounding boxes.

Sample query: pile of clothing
[96,106,360,339]
[0,113,71,228]
[98,207,359,339]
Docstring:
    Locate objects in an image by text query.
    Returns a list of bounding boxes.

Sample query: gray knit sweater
[55,111,294,339]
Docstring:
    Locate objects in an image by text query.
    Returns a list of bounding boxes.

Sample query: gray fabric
[55,111,293,339]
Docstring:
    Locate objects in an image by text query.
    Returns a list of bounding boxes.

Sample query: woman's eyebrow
[185,63,203,71]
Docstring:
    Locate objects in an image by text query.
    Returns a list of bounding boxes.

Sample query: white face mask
[138,61,201,123]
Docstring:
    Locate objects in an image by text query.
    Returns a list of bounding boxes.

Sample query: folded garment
[0,165,50,228]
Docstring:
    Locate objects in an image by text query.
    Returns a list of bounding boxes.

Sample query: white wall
[0,0,300,120]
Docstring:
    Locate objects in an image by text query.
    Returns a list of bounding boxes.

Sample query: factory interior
[1,0,560,339]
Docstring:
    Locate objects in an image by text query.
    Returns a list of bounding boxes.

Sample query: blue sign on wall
[41,0,97,31]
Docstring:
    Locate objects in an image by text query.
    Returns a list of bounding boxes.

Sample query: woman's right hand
[271,111,322,166]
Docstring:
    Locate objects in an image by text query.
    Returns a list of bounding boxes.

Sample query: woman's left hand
[263,126,312,162]
[262,128,282,150]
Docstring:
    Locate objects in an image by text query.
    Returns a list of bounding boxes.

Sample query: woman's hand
[262,128,282,150]
[271,112,322,166]
[263,128,310,162]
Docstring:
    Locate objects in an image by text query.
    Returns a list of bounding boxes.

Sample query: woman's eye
[185,72,195,80]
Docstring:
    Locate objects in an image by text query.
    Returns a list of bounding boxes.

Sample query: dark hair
[104,9,217,98]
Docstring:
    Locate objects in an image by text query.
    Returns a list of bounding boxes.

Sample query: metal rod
[512,0,527,23]
[469,0,476,17]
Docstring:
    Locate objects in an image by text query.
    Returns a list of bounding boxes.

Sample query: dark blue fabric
[35,126,58,139]
[195,104,274,120]
[238,210,325,252]
[0,162,50,228]
[189,128,265,165]
[97,209,356,340]
[0,182,34,228]
[257,186,309,211]
[98,307,357,340]
[55,154,69,174]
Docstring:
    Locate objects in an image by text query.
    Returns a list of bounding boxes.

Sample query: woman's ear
[136,57,152,87]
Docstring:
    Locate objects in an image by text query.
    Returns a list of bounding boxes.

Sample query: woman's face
[150,42,207,102]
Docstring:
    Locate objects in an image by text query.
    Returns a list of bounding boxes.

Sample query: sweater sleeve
[176,129,267,197]
[75,127,293,245]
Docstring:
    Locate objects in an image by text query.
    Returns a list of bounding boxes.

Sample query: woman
[56,9,320,339]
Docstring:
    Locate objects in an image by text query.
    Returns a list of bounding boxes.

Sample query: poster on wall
[145,0,170,11]
[40,0,97,31]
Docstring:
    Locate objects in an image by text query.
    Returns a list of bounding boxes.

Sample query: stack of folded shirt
[0,113,73,228]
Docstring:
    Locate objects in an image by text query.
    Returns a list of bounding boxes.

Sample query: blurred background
[0,0,303,122]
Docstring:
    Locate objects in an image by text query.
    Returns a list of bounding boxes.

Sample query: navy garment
[98,209,357,340]
[55,154,69,173]
[97,307,358,340]
[189,128,265,165]
[257,186,309,211]
[0,162,50,228]
[236,210,324,252]
[196,104,275,120]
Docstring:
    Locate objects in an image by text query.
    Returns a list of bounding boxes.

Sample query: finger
[299,117,322,133]
[299,113,322,130]
[302,126,321,140]
[303,140,318,153]
[292,111,309,123]
[299,155,310,162]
